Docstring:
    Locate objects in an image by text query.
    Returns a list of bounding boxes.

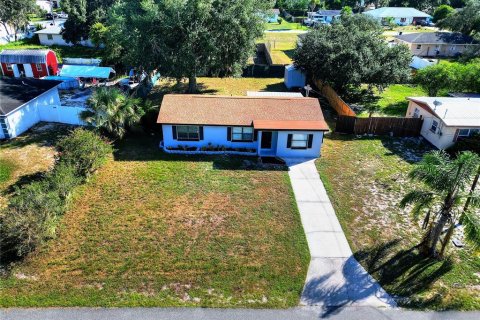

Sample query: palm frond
[462,211,480,249]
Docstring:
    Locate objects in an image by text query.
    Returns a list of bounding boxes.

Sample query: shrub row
[1,129,113,258]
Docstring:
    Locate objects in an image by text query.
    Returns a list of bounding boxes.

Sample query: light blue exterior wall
[162,125,324,158]
[1,87,85,139]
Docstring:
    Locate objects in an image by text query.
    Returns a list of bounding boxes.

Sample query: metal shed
[284,64,306,89]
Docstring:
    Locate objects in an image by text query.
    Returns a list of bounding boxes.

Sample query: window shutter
[287,134,292,148]
[199,126,204,140]
[227,127,231,141]
[172,126,177,140]
[308,134,314,148]
[253,130,258,141]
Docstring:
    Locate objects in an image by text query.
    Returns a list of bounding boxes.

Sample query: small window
[176,125,200,141]
[6,63,12,71]
[231,127,254,141]
[458,129,470,137]
[35,63,43,71]
[47,34,53,40]
[416,44,421,50]
[413,108,420,118]
[400,18,406,22]
[291,133,309,149]
[451,46,456,51]
[430,120,439,133]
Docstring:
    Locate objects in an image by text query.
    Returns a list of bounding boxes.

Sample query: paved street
[2,307,480,320]
[285,158,395,308]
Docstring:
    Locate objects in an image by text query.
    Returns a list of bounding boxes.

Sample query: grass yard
[265,19,308,31]
[357,84,428,117]
[0,123,73,210]
[0,132,309,307]
[0,38,102,62]
[317,134,480,310]
[259,32,300,65]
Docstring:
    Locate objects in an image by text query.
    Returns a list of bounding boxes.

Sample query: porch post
[257,130,262,156]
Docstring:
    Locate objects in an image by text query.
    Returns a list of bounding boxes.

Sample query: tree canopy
[0,0,36,41]
[104,0,271,93]
[293,14,411,94]
[437,0,480,37]
[432,4,454,23]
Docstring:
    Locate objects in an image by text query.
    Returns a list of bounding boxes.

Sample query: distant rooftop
[317,10,341,16]
[0,77,61,116]
[363,7,431,18]
[0,49,52,64]
[34,26,62,35]
[395,32,478,45]
[408,97,480,127]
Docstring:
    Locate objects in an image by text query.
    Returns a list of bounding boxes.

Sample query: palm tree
[80,87,144,139]
[400,151,480,258]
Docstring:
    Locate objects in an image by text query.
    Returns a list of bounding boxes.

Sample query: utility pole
[50,0,56,26]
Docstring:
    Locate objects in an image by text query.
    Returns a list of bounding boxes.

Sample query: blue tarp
[43,76,79,89]
[60,65,115,79]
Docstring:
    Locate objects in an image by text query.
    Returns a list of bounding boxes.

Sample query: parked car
[46,13,58,20]
[57,12,68,19]
[420,20,435,27]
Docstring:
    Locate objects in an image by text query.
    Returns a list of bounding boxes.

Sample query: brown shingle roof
[157,94,329,131]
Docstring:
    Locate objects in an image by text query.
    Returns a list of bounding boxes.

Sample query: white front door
[12,64,20,77]
[24,64,34,77]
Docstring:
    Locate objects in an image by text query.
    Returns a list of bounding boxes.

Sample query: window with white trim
[6,64,12,71]
[291,133,309,149]
[416,44,422,50]
[430,120,438,133]
[459,128,480,137]
[176,125,200,141]
[47,34,53,40]
[35,63,43,71]
[232,127,254,141]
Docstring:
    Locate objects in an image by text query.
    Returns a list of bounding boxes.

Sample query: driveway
[285,158,396,308]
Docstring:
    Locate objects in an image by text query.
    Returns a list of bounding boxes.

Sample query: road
[2,307,480,320]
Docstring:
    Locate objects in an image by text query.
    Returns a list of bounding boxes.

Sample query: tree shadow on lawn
[355,239,454,309]
[112,133,287,171]
[381,101,409,117]
[0,122,73,150]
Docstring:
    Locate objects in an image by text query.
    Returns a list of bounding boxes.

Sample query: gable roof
[157,94,329,131]
[0,49,51,64]
[0,77,61,116]
[363,7,431,18]
[34,26,62,35]
[395,32,478,45]
[317,10,341,16]
[407,97,480,127]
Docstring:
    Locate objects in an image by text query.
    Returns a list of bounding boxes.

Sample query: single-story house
[405,97,480,149]
[394,32,479,57]
[0,49,59,78]
[316,10,341,23]
[157,94,329,158]
[0,77,85,139]
[363,7,432,25]
[35,26,95,47]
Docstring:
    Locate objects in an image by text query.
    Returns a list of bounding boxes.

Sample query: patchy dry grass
[0,123,74,210]
[0,134,309,307]
[317,134,480,310]
[259,32,299,65]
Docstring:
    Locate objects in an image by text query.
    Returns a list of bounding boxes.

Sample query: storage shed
[284,64,306,89]
[0,49,59,78]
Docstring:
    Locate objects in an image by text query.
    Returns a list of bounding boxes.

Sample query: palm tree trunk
[439,223,455,258]
[461,164,480,223]
[425,211,450,256]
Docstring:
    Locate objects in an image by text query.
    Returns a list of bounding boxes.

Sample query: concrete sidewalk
[285,158,396,308]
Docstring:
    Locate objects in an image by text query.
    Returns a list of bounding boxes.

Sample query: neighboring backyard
[317,133,480,310]
[0,125,309,307]
[259,32,300,65]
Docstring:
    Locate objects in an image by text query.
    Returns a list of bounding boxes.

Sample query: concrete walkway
[285,158,396,308]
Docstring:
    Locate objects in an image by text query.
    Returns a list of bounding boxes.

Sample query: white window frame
[430,120,438,133]
[231,127,254,142]
[35,63,43,71]
[416,44,422,50]
[413,108,420,118]
[47,34,53,40]
[6,63,12,71]
[176,125,200,141]
[291,133,309,149]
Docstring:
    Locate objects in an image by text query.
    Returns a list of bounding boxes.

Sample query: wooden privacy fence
[315,79,356,117]
[336,116,424,137]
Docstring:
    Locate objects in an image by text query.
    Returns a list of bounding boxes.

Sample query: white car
[57,12,68,19]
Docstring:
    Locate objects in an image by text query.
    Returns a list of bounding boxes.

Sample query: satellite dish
[433,99,442,111]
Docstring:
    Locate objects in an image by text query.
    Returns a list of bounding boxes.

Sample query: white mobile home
[363,7,431,26]
[405,97,480,150]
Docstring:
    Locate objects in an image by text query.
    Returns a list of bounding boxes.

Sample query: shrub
[448,134,480,156]
[46,163,82,201]
[56,129,113,179]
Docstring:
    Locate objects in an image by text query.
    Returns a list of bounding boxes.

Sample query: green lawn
[265,18,308,31]
[0,159,15,185]
[0,38,102,62]
[316,133,480,310]
[258,32,300,65]
[357,84,428,117]
[0,131,309,308]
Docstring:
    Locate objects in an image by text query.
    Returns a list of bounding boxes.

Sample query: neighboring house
[394,32,479,57]
[157,94,329,158]
[363,7,432,25]
[0,77,85,139]
[0,49,59,78]
[316,10,341,23]
[406,97,480,149]
[35,26,95,47]
[266,9,280,23]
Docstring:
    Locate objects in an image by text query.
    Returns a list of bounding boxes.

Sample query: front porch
[257,130,279,157]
